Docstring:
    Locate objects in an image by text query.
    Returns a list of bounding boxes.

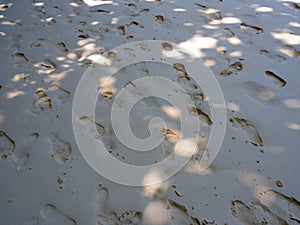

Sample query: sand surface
[1,0,300,224]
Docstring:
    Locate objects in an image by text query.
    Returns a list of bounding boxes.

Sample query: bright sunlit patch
[143,168,164,186]
[255,7,273,12]
[270,32,300,45]
[161,105,180,119]
[283,99,300,109]
[175,138,197,158]
[83,0,113,6]
[143,201,168,225]
[227,37,242,45]
[222,17,241,24]
[227,102,240,112]
[173,8,186,12]
[286,122,300,130]
[98,76,116,88]
[229,51,242,57]
[203,24,219,29]
[70,2,80,7]
[56,56,65,61]
[179,34,217,57]
[1,20,20,25]
[111,17,119,25]
[90,21,99,25]
[288,21,300,27]
[183,22,193,27]
[33,2,44,6]
[67,53,77,60]
[204,59,216,67]
[12,73,26,82]
[6,90,25,99]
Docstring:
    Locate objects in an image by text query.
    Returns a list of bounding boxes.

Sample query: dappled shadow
[0,0,300,224]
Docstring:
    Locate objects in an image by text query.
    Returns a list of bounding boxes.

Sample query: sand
[0,0,300,224]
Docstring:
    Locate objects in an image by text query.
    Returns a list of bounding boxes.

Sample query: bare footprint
[155,15,164,23]
[56,42,69,52]
[291,3,300,10]
[79,116,105,137]
[265,70,286,87]
[13,52,29,62]
[162,42,173,51]
[259,50,287,63]
[117,25,126,35]
[50,133,71,165]
[96,186,142,225]
[39,59,57,73]
[48,84,71,104]
[30,88,52,114]
[240,23,263,34]
[231,200,288,225]
[230,62,243,72]
[173,63,190,80]
[190,107,213,126]
[165,199,200,225]
[224,27,235,37]
[285,44,300,57]
[259,190,300,224]
[130,8,150,17]
[40,204,76,225]
[244,81,276,103]
[229,117,263,146]
[9,132,39,170]
[0,130,15,160]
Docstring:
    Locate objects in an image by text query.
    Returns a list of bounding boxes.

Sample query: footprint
[259,50,287,63]
[220,69,233,77]
[0,130,15,160]
[244,81,276,103]
[166,200,200,225]
[30,38,47,48]
[155,15,164,23]
[220,61,243,76]
[79,116,105,137]
[13,52,29,62]
[117,25,126,35]
[162,42,173,51]
[173,63,190,80]
[130,8,150,17]
[99,88,115,103]
[39,59,57,73]
[48,84,71,104]
[190,107,213,126]
[30,88,52,114]
[259,190,300,224]
[231,200,288,225]
[265,70,286,87]
[96,186,142,225]
[291,3,300,10]
[229,117,263,146]
[285,44,300,57]
[40,204,76,225]
[50,133,71,165]
[163,128,179,143]
[230,62,243,72]
[194,3,207,9]
[240,23,263,34]
[224,27,235,37]
[56,42,69,52]
[9,132,39,170]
